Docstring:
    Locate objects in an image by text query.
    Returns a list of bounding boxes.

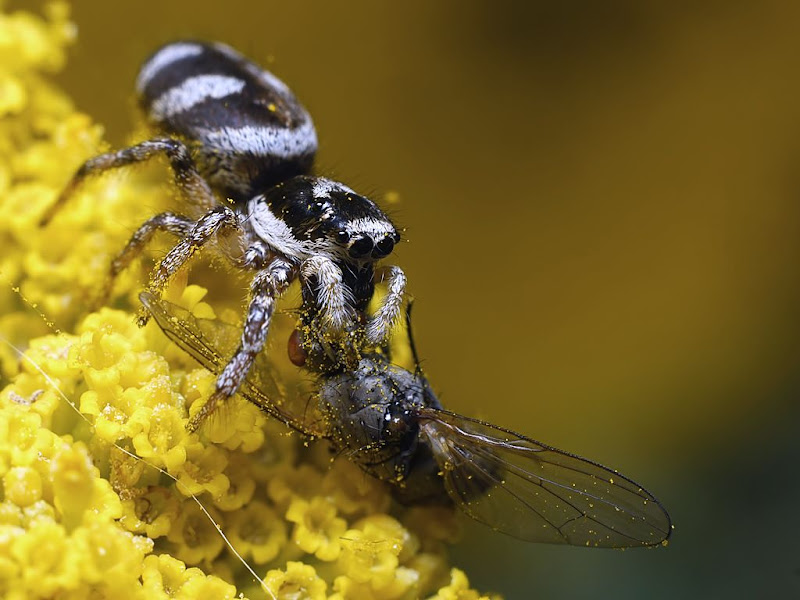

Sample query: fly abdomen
[136,41,317,201]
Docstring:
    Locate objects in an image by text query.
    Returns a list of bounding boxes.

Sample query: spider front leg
[95,212,196,309]
[186,257,295,432]
[365,265,407,346]
[300,256,356,334]
[293,256,364,372]
[136,205,240,326]
[40,137,215,226]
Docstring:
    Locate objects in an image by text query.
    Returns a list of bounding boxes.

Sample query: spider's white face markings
[310,179,397,242]
[136,43,203,92]
[311,179,349,223]
[315,200,336,222]
[150,75,246,120]
[343,217,397,238]
[312,178,356,198]
[196,120,318,160]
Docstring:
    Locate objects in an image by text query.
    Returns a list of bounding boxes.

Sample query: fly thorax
[317,357,424,467]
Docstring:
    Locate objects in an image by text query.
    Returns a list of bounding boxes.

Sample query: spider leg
[239,239,274,270]
[300,255,355,334]
[136,205,240,325]
[365,265,407,345]
[186,257,296,431]
[95,212,195,308]
[40,137,215,226]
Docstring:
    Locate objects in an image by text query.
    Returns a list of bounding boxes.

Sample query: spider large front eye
[373,235,395,258]
[336,230,350,244]
[348,236,373,258]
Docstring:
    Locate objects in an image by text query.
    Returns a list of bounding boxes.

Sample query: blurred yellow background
[32,0,800,597]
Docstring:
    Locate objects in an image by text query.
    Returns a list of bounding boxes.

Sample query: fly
[141,292,672,548]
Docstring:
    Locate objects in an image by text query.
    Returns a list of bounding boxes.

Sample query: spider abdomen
[136,41,317,201]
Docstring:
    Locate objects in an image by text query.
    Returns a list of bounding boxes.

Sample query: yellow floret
[166,500,226,565]
[227,500,286,564]
[118,486,181,540]
[286,496,348,561]
[428,569,495,600]
[264,561,327,600]
[141,554,237,600]
[3,466,43,507]
[337,514,410,588]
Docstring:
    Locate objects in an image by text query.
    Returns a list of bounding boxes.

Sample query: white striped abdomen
[137,41,318,201]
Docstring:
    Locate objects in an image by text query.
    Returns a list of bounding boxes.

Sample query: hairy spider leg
[365,265,407,345]
[96,212,196,308]
[40,137,216,226]
[187,256,295,431]
[136,205,240,325]
[300,255,356,334]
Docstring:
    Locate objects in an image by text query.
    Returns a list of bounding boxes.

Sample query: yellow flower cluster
[0,3,498,599]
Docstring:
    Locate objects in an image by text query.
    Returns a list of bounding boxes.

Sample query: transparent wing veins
[140,292,321,436]
[464,433,653,545]
[420,407,672,548]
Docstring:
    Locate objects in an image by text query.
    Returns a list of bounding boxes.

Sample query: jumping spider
[41,40,407,431]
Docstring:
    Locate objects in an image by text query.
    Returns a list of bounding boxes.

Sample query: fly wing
[140,291,325,437]
[418,407,671,548]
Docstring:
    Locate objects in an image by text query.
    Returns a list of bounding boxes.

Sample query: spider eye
[348,236,373,258]
[373,235,395,258]
[336,231,350,244]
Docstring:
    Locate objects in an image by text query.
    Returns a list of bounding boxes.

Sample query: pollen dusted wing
[139,292,326,437]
